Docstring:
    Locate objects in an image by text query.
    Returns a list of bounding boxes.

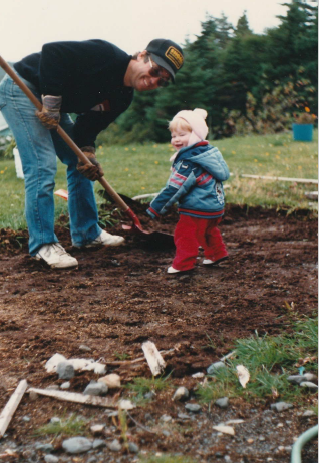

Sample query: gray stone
[300,381,318,390]
[185,403,202,413]
[92,439,106,449]
[303,373,317,382]
[287,375,307,385]
[162,430,171,437]
[173,386,189,401]
[303,410,316,417]
[56,362,75,380]
[108,439,121,452]
[144,391,156,400]
[270,402,293,412]
[35,443,55,452]
[215,397,229,409]
[160,414,172,422]
[62,437,92,454]
[22,416,31,422]
[128,442,139,453]
[177,413,190,420]
[44,456,59,463]
[83,382,108,396]
[207,361,226,376]
[50,417,61,424]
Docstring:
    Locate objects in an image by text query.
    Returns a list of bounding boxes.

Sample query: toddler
[147,108,230,274]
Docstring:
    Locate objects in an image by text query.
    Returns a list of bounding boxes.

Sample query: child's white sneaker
[35,243,78,269]
[167,266,181,274]
[75,230,125,248]
[203,256,229,266]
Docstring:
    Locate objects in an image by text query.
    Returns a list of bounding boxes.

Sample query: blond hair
[168,117,192,133]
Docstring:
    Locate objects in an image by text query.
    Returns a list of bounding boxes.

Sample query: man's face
[171,128,192,151]
[129,52,171,91]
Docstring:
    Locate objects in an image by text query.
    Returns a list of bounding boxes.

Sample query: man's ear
[138,50,148,61]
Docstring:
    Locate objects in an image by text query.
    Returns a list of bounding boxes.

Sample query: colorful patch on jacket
[216,182,224,204]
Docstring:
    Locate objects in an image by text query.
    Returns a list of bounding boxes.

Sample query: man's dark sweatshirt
[14,40,134,147]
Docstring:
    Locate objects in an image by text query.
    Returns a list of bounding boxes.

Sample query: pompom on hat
[173,108,209,146]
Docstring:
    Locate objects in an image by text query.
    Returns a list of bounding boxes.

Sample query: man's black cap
[146,39,184,82]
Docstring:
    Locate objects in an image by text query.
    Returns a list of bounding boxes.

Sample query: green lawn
[0,130,317,229]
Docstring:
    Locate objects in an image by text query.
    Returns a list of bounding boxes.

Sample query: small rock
[62,437,92,454]
[173,387,189,401]
[303,410,316,417]
[162,430,171,437]
[128,442,139,453]
[36,443,54,453]
[44,455,59,463]
[192,372,205,378]
[29,391,38,401]
[83,382,108,396]
[50,417,61,424]
[92,439,106,449]
[118,399,135,410]
[79,344,92,352]
[178,413,190,420]
[270,402,293,412]
[144,391,156,400]
[98,373,121,389]
[259,436,266,441]
[60,382,70,389]
[22,416,31,422]
[108,439,121,452]
[56,362,75,380]
[90,424,104,435]
[215,397,229,409]
[303,373,317,382]
[300,381,318,390]
[185,403,202,413]
[247,438,254,444]
[207,361,226,376]
[160,414,172,422]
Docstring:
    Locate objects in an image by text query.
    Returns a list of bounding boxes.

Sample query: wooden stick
[104,349,175,366]
[28,388,117,408]
[0,380,28,438]
[142,341,166,376]
[237,174,318,184]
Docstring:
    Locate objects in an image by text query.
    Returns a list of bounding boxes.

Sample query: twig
[127,411,156,434]
[105,349,175,366]
[0,380,28,438]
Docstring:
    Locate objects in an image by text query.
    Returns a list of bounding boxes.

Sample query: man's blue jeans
[0,73,102,255]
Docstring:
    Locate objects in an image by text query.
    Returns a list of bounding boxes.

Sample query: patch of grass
[197,317,318,404]
[138,455,198,463]
[34,413,87,437]
[0,130,317,229]
[114,352,131,361]
[125,374,172,404]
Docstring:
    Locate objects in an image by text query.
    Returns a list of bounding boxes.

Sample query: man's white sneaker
[35,244,78,269]
[85,230,124,248]
[167,266,181,274]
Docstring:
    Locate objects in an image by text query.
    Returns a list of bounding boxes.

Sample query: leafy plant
[34,414,87,437]
[125,374,172,403]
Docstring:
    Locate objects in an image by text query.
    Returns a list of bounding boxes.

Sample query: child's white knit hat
[173,108,209,146]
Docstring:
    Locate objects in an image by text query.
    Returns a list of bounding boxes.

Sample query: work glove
[36,95,62,129]
[76,147,104,181]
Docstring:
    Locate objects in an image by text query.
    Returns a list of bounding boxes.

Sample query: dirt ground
[0,202,317,462]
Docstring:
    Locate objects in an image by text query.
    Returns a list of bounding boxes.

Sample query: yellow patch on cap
[165,46,184,69]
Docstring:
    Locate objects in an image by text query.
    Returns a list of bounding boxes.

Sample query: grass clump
[34,413,87,437]
[197,317,318,404]
[125,374,172,404]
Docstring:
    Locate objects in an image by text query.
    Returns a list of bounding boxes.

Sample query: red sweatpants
[172,214,228,271]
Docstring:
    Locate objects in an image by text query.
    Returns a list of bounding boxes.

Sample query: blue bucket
[292,123,313,142]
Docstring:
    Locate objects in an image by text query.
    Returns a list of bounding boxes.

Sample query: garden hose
[291,424,318,463]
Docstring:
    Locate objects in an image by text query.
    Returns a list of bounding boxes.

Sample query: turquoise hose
[291,424,318,463]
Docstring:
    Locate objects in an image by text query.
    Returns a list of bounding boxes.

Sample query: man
[0,38,184,268]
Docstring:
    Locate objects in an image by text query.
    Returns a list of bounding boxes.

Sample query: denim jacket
[147,141,230,219]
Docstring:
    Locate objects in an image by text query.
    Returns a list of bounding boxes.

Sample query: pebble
[50,417,61,424]
[173,386,189,401]
[36,443,55,452]
[185,403,202,413]
[44,455,59,463]
[192,372,205,378]
[144,391,156,400]
[128,442,139,453]
[90,424,104,435]
[60,381,70,389]
[108,439,121,452]
[270,402,293,412]
[79,344,92,352]
[207,361,226,375]
[162,430,171,437]
[22,416,31,422]
[160,414,173,422]
[83,381,108,396]
[98,373,121,389]
[303,410,316,417]
[177,413,190,420]
[56,362,75,380]
[92,439,106,449]
[62,437,92,454]
[300,381,318,390]
[215,397,229,409]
